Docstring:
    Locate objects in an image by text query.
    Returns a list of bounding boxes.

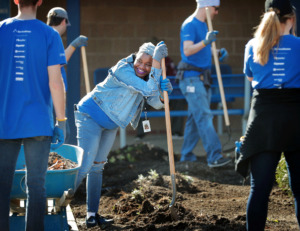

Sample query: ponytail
[253,8,296,66]
[253,11,281,65]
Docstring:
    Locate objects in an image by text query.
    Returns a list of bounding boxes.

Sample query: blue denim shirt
[89,54,164,129]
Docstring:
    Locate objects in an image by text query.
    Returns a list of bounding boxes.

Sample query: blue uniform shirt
[0,18,66,139]
[244,35,300,89]
[180,15,212,78]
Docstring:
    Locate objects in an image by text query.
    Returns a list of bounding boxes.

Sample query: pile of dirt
[71,143,298,230]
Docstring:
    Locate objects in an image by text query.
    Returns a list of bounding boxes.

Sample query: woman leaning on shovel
[235,0,300,230]
[74,41,172,229]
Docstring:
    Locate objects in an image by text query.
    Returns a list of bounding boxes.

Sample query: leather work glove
[219,48,229,62]
[160,76,173,95]
[203,30,218,46]
[51,120,67,150]
[70,35,88,48]
[153,41,168,63]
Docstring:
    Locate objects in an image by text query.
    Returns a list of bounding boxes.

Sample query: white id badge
[186,86,195,93]
[142,120,151,133]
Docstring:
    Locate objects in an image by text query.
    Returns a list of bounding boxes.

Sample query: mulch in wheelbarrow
[48,152,77,170]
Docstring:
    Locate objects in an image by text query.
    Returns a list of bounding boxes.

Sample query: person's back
[238,0,300,230]
[0,1,66,230]
[245,35,300,89]
[0,18,65,138]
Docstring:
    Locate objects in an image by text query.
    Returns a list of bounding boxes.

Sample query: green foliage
[148,169,159,180]
[131,187,144,202]
[109,156,116,163]
[267,217,279,223]
[126,153,136,162]
[182,175,194,184]
[137,174,146,184]
[275,154,292,196]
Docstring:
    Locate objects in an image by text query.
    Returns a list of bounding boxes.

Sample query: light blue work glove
[160,76,173,95]
[203,30,219,46]
[219,48,228,62]
[70,35,88,48]
[153,41,168,63]
[51,120,66,150]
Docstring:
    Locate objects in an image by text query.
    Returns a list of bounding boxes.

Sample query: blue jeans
[179,77,222,164]
[0,137,51,231]
[247,151,300,231]
[74,111,118,213]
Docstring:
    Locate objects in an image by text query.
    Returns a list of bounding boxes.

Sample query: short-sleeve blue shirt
[244,35,300,89]
[180,15,212,78]
[0,18,66,139]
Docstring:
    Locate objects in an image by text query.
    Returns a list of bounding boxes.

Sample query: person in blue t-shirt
[47,7,88,143]
[74,42,172,229]
[0,0,66,230]
[176,0,230,168]
[236,0,300,230]
[46,7,88,92]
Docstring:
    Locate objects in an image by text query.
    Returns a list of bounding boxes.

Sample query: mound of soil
[70,143,298,230]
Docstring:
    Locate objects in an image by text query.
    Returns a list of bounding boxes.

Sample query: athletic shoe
[208,157,231,168]
[172,133,183,140]
[86,213,114,229]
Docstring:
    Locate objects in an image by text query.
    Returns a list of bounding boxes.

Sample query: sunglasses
[213,6,220,11]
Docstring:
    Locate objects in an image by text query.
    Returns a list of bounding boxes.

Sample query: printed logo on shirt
[13,29,31,34]
[14,32,27,82]
[271,46,291,88]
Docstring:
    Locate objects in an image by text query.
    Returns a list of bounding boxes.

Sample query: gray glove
[153,41,168,63]
[70,35,88,48]
[203,31,219,46]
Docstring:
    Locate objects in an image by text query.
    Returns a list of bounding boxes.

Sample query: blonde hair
[253,9,296,65]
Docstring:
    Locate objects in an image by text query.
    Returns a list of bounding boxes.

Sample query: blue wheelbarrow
[9,144,83,231]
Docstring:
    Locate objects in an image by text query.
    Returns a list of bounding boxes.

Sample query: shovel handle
[81,46,91,93]
[162,58,176,175]
[205,7,230,127]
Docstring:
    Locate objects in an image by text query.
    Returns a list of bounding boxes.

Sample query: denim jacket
[91,54,164,129]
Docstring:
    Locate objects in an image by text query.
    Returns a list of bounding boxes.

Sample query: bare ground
[70,143,299,230]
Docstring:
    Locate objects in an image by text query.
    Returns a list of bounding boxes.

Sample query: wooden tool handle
[81,46,91,93]
[205,7,230,127]
[162,58,176,175]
